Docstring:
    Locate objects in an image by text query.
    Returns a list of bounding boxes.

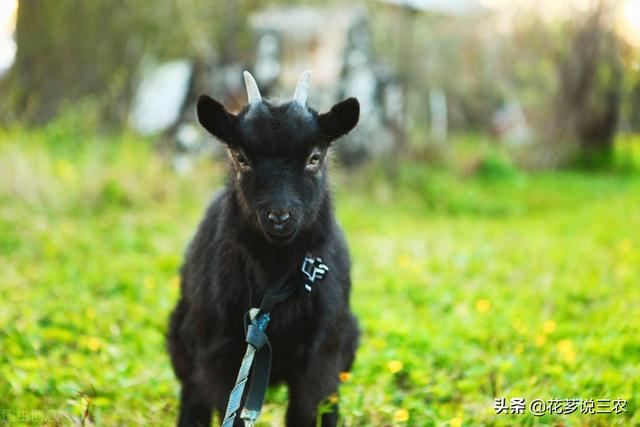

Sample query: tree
[0,0,245,127]
[0,1,145,125]
[549,2,622,167]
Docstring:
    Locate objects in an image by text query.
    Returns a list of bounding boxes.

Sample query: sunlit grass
[1,126,639,426]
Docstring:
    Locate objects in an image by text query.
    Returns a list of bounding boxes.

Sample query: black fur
[168,94,360,427]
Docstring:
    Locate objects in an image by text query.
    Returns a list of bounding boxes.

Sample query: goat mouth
[264,228,297,244]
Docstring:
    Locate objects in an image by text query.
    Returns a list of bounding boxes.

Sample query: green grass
[1,125,639,426]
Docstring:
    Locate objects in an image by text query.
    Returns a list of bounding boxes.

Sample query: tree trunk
[549,3,622,167]
[1,0,145,125]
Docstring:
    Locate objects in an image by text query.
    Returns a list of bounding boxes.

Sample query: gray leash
[221,308,269,427]
[220,255,329,427]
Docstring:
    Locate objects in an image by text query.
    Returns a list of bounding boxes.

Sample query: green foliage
[473,150,520,181]
[1,127,640,426]
[613,133,640,174]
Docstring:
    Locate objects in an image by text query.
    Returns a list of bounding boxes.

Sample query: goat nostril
[268,210,291,225]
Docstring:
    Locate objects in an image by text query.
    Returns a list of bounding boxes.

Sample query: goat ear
[318,98,359,142]
[196,95,238,145]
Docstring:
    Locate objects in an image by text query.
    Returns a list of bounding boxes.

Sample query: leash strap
[221,340,258,427]
[240,311,272,425]
[221,308,271,427]
[221,255,330,427]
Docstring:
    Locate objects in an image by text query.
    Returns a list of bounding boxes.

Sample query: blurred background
[1,0,639,426]
[1,0,640,169]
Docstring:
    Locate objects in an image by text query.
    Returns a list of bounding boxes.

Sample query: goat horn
[243,71,262,104]
[292,70,311,105]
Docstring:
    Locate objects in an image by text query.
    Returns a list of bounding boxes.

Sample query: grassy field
[1,123,639,426]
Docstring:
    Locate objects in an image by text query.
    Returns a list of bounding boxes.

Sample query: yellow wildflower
[514,343,524,354]
[397,254,412,268]
[86,337,103,352]
[535,334,546,347]
[387,360,403,374]
[557,339,576,363]
[474,298,491,314]
[542,320,557,335]
[450,417,463,427]
[393,408,409,422]
[144,276,156,289]
[328,393,339,404]
[339,372,352,382]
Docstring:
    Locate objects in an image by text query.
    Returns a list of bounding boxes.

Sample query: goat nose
[268,210,291,225]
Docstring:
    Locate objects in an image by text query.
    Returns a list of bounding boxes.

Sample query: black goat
[168,71,360,427]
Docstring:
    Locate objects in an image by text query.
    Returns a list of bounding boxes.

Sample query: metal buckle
[301,256,330,294]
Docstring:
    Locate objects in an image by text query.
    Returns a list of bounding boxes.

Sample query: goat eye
[306,153,322,169]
